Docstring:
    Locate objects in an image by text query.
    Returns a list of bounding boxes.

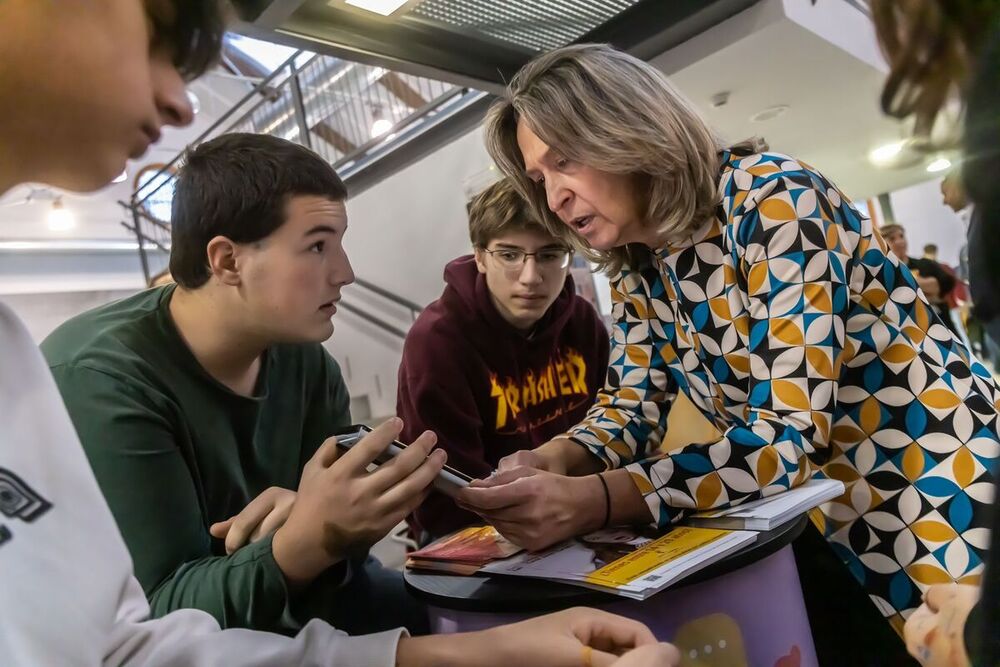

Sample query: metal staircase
[118,49,483,350]
[121,46,484,279]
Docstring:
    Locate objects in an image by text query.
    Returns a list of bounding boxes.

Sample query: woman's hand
[497,448,557,474]
[904,583,980,667]
[396,607,669,667]
[457,467,605,551]
[496,438,605,477]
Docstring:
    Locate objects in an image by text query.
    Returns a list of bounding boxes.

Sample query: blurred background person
[874,0,1000,664]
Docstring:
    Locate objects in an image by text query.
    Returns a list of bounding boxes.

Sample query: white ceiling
[653,0,954,203]
[0,71,255,241]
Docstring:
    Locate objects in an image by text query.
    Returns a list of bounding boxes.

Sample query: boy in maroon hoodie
[398,178,610,542]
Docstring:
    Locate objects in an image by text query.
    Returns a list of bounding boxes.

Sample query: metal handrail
[119,201,171,233]
[840,0,870,15]
[338,300,408,340]
[130,50,466,215]
[354,277,422,319]
[134,51,304,207]
[330,86,465,170]
[212,53,322,143]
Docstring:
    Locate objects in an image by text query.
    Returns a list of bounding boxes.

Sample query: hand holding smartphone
[272,418,446,585]
[334,424,472,497]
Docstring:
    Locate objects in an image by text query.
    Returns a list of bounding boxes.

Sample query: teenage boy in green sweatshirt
[41,132,438,636]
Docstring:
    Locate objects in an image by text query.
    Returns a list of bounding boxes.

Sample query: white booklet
[480,526,756,600]
[687,478,845,531]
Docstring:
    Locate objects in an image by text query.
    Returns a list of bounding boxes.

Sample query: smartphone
[333,424,472,497]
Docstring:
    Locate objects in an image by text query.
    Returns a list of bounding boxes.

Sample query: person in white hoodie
[0,1,680,666]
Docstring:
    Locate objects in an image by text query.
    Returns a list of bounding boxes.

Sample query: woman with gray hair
[457,43,1000,662]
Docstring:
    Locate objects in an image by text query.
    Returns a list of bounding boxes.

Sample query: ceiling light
[186,90,201,116]
[47,197,76,231]
[749,104,789,123]
[868,141,905,165]
[927,157,952,173]
[345,0,410,16]
[112,170,128,184]
[710,91,730,108]
[370,118,393,138]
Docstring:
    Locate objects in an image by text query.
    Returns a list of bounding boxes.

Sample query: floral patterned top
[566,149,1000,625]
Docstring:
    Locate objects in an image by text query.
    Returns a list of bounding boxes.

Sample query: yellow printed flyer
[584,526,729,588]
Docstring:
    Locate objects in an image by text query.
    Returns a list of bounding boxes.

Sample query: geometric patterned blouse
[563,148,1000,628]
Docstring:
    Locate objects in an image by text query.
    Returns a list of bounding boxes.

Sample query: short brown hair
[467,178,552,247]
[170,133,346,289]
[879,223,905,238]
[148,268,174,288]
[941,167,965,190]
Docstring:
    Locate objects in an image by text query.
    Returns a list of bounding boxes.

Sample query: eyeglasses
[482,247,573,271]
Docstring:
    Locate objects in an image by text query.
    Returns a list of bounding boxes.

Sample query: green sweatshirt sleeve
[148,533,298,630]
[48,363,308,633]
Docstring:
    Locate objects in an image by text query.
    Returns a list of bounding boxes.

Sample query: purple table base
[428,544,817,667]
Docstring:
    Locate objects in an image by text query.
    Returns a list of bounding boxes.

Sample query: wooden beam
[377,71,428,110]
[311,121,356,155]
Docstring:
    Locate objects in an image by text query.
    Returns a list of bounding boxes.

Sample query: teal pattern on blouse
[565,149,1000,626]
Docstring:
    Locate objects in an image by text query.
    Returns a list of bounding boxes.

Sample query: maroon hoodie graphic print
[397,255,610,540]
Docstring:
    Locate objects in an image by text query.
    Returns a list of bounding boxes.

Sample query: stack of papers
[687,478,845,531]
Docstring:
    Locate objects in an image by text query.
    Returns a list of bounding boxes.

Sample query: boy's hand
[904,583,979,667]
[396,607,669,667]
[272,418,445,587]
[209,486,296,554]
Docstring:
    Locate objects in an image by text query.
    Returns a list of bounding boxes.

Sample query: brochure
[479,525,756,600]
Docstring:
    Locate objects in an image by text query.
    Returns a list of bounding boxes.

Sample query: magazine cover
[406,526,522,574]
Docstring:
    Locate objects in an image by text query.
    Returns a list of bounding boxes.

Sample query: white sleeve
[0,303,404,667]
[106,575,405,667]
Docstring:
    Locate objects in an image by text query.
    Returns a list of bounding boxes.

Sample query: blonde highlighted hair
[484,43,729,274]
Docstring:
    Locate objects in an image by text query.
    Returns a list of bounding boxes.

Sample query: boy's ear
[205,235,242,286]
[473,247,488,274]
